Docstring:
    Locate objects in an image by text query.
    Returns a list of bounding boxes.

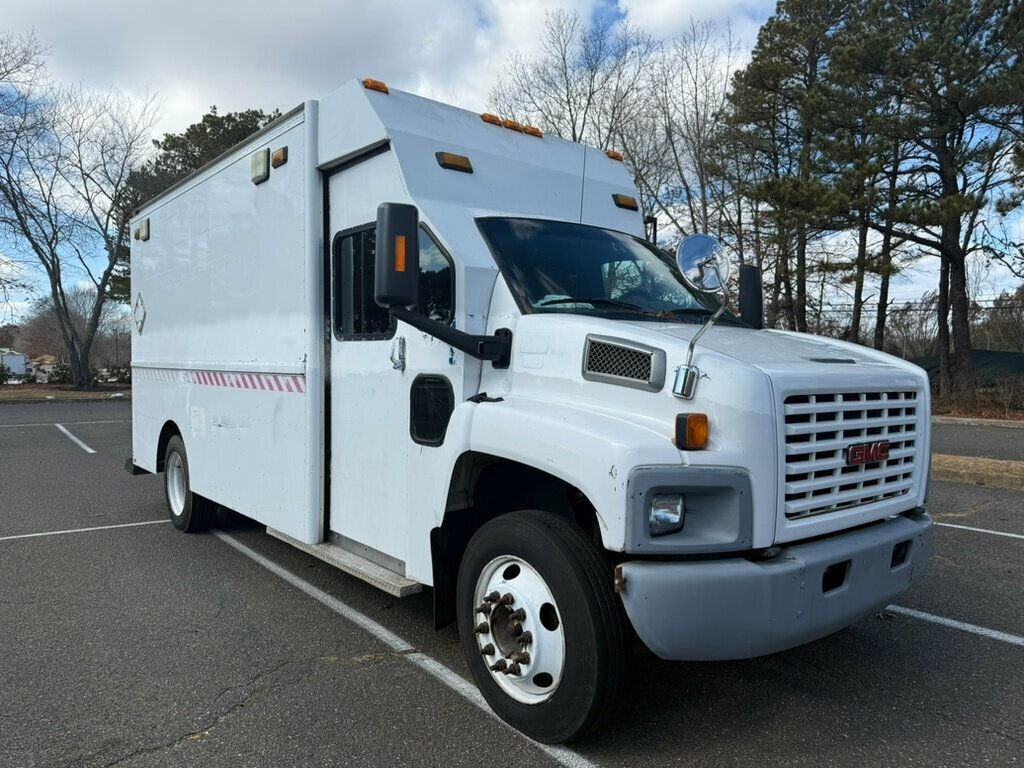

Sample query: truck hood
[623,322,919,376]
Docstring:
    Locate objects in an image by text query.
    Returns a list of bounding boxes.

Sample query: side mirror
[374,202,419,309]
[676,233,731,294]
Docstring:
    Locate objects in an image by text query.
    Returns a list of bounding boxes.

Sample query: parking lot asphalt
[931,421,1024,461]
[2,401,1022,767]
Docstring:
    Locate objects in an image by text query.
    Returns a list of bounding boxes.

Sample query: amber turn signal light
[675,413,709,450]
[362,78,389,93]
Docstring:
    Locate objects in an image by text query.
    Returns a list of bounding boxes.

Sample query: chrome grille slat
[785,445,916,474]
[783,389,919,519]
[784,431,918,456]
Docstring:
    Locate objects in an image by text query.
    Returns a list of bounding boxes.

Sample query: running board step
[266,528,423,598]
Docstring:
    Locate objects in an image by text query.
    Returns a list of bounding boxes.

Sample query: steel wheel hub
[473,555,565,704]
[165,453,186,517]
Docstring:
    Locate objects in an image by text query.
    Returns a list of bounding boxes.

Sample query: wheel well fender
[155,420,182,472]
[429,452,600,630]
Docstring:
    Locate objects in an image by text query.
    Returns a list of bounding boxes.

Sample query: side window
[333,228,392,338]
[418,227,454,325]
[333,224,455,339]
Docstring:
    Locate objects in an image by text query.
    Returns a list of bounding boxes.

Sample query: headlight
[649,493,685,536]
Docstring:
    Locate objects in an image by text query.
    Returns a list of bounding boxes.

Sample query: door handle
[390,336,406,371]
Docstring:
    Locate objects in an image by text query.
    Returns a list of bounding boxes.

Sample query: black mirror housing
[375,202,420,309]
[738,264,764,330]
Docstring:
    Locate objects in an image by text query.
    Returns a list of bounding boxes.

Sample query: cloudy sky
[1,0,1020,322]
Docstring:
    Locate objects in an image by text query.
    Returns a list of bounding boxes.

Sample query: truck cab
[129,78,933,745]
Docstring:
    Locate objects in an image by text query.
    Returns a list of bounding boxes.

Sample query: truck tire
[457,510,626,743]
[163,435,213,532]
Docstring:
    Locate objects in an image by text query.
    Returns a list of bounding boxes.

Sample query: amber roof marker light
[362,78,389,94]
[435,151,474,173]
[481,113,502,125]
[606,149,624,161]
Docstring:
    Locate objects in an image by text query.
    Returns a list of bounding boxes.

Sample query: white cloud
[7,0,601,136]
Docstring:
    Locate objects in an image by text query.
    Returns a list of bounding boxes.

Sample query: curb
[931,454,1024,492]
[932,415,1024,429]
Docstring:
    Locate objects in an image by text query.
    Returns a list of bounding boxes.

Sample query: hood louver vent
[583,335,666,391]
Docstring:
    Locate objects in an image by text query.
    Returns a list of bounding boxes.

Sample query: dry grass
[931,454,1024,492]
[0,384,130,402]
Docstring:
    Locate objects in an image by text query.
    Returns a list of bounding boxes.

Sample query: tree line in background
[0,30,280,388]
[3,1,1024,399]
[492,0,1024,399]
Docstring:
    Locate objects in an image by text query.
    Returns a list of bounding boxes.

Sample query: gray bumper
[619,511,933,661]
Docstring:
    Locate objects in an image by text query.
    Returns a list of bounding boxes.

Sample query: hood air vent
[583,335,666,392]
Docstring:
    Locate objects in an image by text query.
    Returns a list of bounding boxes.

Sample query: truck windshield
[477,217,724,322]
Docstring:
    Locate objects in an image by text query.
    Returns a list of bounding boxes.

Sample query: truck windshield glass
[477,218,723,322]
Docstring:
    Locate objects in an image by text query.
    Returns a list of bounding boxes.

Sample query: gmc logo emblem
[845,440,890,466]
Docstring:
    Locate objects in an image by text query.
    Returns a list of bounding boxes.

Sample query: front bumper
[618,510,933,660]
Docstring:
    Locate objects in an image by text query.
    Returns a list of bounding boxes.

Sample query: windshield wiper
[537,296,658,316]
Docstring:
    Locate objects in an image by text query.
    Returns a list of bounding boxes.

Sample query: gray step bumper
[618,510,933,660]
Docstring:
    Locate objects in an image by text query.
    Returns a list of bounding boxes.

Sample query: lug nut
[499,593,515,606]
[489,659,508,672]
[509,608,526,621]
[509,621,523,637]
[511,651,530,664]
[474,622,489,634]
[483,591,500,604]
[518,631,533,646]
[475,602,492,615]
[480,643,495,656]
[507,662,522,676]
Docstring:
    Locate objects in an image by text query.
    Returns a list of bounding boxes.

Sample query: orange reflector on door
[362,78,389,93]
[612,193,638,211]
[675,413,709,450]
[435,151,473,173]
[395,235,406,273]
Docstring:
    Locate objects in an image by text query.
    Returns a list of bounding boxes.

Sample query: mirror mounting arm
[674,273,730,400]
[390,307,512,369]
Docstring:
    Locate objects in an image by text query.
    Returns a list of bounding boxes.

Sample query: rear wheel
[457,510,626,743]
[163,435,213,532]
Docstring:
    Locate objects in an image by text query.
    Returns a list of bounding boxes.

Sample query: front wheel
[163,435,213,532]
[457,511,626,743]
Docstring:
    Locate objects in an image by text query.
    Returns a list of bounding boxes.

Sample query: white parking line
[0,520,167,542]
[888,605,1024,648]
[936,522,1024,541]
[54,423,96,453]
[213,531,599,768]
[0,419,130,429]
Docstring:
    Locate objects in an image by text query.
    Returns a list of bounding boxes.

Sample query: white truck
[127,78,933,744]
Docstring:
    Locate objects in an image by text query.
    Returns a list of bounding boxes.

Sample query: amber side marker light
[435,151,473,173]
[612,193,639,211]
[606,149,624,161]
[362,78,389,93]
[481,113,502,125]
[675,413,709,450]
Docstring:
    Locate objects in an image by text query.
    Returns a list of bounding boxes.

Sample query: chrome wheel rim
[473,555,565,704]
[165,452,186,517]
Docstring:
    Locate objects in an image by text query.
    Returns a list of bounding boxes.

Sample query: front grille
[782,390,919,519]
[582,336,665,391]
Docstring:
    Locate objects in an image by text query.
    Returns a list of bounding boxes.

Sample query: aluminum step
[266,527,423,598]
